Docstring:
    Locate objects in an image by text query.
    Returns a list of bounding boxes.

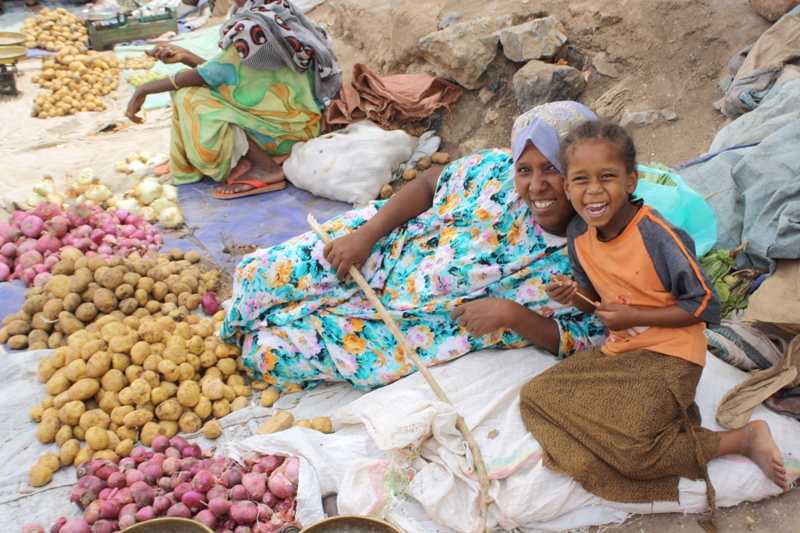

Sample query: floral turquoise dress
[221,149,607,391]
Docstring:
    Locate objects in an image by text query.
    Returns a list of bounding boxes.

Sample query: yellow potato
[85,426,109,451]
[60,438,80,466]
[260,390,279,407]
[29,464,53,487]
[38,453,61,472]
[203,420,222,439]
[311,416,333,434]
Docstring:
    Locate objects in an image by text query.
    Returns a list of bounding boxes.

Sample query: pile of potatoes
[18,248,268,486]
[21,8,89,51]
[124,55,156,71]
[30,49,121,118]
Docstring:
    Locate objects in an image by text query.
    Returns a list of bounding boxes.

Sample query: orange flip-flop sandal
[212,179,287,200]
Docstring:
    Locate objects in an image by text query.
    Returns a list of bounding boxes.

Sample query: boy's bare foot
[718,420,789,492]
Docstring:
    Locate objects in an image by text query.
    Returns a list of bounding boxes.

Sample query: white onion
[33,177,56,196]
[161,184,178,200]
[78,168,99,186]
[126,152,140,164]
[85,184,113,203]
[46,192,65,207]
[159,206,184,228]
[133,180,162,205]
[27,193,47,207]
[139,205,158,223]
[150,197,174,212]
[116,198,141,215]
[115,162,131,174]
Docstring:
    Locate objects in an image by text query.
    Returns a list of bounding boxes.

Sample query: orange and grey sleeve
[640,211,721,325]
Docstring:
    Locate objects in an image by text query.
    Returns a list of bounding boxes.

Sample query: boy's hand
[323,231,375,282]
[451,298,517,337]
[594,303,639,330]
[546,274,578,305]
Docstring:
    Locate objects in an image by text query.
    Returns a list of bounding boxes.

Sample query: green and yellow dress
[169,46,322,185]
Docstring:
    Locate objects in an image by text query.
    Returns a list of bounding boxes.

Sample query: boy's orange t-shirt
[567,206,720,366]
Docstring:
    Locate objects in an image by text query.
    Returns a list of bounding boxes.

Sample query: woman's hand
[545,275,578,305]
[147,44,191,65]
[450,298,518,337]
[126,88,147,124]
[323,230,377,282]
[594,303,639,330]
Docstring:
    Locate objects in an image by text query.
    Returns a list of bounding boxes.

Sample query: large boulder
[512,60,585,112]
[497,15,568,62]
[418,15,513,90]
[750,0,800,21]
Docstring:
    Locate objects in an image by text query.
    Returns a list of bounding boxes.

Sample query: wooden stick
[308,214,493,533]
[572,290,600,308]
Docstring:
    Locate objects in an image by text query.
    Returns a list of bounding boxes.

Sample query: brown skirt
[520,347,721,504]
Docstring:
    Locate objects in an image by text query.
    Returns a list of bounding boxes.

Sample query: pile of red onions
[39,436,299,533]
[0,202,163,286]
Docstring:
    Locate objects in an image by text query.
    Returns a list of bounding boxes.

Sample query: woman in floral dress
[221,102,607,390]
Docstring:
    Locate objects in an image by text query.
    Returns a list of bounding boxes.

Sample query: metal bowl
[121,518,214,533]
[84,5,123,21]
[0,46,28,65]
[0,31,26,46]
[301,515,402,533]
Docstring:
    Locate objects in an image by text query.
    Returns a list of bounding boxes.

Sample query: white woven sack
[283,120,417,205]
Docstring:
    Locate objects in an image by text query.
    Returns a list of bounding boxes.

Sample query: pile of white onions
[27,166,186,230]
[26,439,299,533]
[0,202,162,285]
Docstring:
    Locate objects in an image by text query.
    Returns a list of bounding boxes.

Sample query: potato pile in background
[21,7,89,51]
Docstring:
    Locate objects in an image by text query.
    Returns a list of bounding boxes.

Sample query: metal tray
[0,46,27,65]
[0,31,26,46]
[84,6,123,21]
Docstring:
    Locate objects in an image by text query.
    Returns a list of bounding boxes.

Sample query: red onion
[22,525,45,533]
[99,500,120,519]
[0,223,21,242]
[66,204,93,227]
[94,464,117,481]
[83,501,102,525]
[242,472,266,501]
[173,482,194,502]
[115,210,130,223]
[17,239,38,255]
[234,525,251,533]
[77,475,105,495]
[180,457,198,473]
[73,238,93,251]
[119,458,136,472]
[130,447,149,463]
[144,464,163,484]
[89,228,106,244]
[60,519,91,533]
[166,503,191,518]
[229,501,258,525]
[207,497,231,517]
[180,490,206,512]
[170,436,189,450]
[202,292,219,315]
[255,456,282,475]
[0,263,9,282]
[261,491,277,508]
[110,487,134,506]
[36,234,61,254]
[119,503,138,519]
[33,201,62,221]
[165,447,182,460]
[44,253,60,269]
[0,242,16,258]
[162,457,181,476]
[282,457,299,486]
[126,470,145,487]
[158,476,172,491]
[153,495,172,516]
[106,472,126,489]
[21,266,38,285]
[46,216,69,237]
[21,215,45,238]
[192,470,215,493]
[118,515,136,530]
[130,481,155,508]
[256,503,272,520]
[135,506,156,522]
[150,435,170,454]
[19,250,43,269]
[9,211,27,226]
[50,517,67,533]
[195,510,217,529]
[90,520,117,533]
[98,488,113,501]
[206,484,228,501]
[229,485,246,501]
[183,444,203,460]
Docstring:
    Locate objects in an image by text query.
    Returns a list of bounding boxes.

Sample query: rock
[619,109,660,128]
[497,15,568,62]
[512,60,586,113]
[592,84,631,120]
[438,12,461,29]
[418,15,513,90]
[661,108,678,121]
[592,52,619,78]
[478,88,494,104]
[484,109,500,123]
[460,138,490,155]
[750,0,800,21]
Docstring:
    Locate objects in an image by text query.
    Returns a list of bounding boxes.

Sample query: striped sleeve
[639,210,721,325]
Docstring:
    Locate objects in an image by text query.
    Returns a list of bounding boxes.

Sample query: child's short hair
[558,121,637,174]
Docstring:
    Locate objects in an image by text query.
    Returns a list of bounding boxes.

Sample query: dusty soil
[310,0,770,166]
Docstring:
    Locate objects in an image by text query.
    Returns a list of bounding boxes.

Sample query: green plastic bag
[635,164,717,257]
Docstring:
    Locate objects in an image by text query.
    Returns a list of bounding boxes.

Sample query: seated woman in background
[220,101,608,391]
[126,0,341,200]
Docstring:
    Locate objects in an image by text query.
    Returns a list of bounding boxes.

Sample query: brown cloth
[323,63,462,130]
[716,334,800,429]
[520,347,720,508]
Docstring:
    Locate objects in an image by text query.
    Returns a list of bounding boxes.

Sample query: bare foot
[226,158,253,184]
[737,421,789,492]
[215,138,285,196]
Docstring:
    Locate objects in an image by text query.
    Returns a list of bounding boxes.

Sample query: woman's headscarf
[220,0,342,106]
[510,101,597,173]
